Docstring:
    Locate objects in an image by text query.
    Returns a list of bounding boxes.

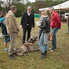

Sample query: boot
[40,52,46,59]
[13,52,17,55]
[41,51,47,55]
[45,51,47,55]
[9,55,16,59]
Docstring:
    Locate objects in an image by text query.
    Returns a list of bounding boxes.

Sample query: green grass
[0,18,69,69]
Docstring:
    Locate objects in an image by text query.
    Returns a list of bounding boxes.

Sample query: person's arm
[39,16,43,23]
[39,20,46,29]
[33,14,35,28]
[21,13,24,25]
[55,14,61,29]
[32,14,35,30]
[20,13,25,29]
[3,20,6,26]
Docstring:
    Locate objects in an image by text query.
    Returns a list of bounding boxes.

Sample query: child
[1,11,10,51]
[0,11,4,38]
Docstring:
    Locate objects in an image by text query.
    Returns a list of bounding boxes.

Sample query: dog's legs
[33,48,41,51]
[24,53,30,56]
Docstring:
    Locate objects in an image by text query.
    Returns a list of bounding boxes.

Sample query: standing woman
[38,9,50,59]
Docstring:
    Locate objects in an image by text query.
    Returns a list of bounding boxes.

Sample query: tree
[0,0,4,7]
[14,2,25,17]
[5,0,21,11]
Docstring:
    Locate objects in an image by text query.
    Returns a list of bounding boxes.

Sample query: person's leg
[4,42,8,51]
[39,29,42,40]
[44,33,49,55]
[44,33,49,51]
[39,34,46,59]
[23,28,26,44]
[44,44,48,55]
[4,42,7,49]
[4,36,7,49]
[27,28,31,41]
[52,28,59,49]
[9,33,17,59]
[4,36,9,51]
[39,34,45,53]
[44,44,48,51]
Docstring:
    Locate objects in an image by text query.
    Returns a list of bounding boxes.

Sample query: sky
[2,0,35,3]
[29,0,35,2]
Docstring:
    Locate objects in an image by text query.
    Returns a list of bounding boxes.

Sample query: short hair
[10,5,16,10]
[49,7,55,11]
[2,10,6,17]
[27,6,32,9]
[42,9,47,15]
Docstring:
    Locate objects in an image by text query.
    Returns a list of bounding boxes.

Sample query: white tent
[39,1,69,11]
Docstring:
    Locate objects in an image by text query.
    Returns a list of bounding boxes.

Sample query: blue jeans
[52,28,59,49]
[39,34,48,53]
[39,29,42,40]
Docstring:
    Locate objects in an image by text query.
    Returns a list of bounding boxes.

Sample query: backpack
[0,18,7,35]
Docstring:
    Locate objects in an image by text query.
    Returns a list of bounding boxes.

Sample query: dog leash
[17,35,23,40]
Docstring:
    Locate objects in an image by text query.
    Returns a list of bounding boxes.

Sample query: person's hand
[38,25,39,27]
[33,27,35,30]
[20,25,22,29]
[59,27,61,29]
[40,21,42,23]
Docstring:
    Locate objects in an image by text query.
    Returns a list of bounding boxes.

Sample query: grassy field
[0,18,69,69]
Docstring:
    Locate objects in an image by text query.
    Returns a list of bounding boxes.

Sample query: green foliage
[0,0,4,6]
[14,2,25,17]
[45,0,66,7]
[0,0,68,17]
[0,7,5,12]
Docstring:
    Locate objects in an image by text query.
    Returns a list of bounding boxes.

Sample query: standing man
[6,5,20,59]
[20,6,35,44]
[49,7,61,52]
[66,14,69,34]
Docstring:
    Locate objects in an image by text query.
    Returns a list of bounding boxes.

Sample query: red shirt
[50,11,61,29]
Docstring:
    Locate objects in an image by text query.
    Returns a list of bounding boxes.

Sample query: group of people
[37,7,61,58]
[0,5,61,59]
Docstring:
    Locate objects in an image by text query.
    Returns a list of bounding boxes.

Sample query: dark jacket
[1,18,7,35]
[21,12,35,29]
[39,16,50,33]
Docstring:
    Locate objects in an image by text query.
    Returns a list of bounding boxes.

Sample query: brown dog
[15,37,40,56]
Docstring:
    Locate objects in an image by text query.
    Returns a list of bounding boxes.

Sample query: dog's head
[28,36,38,43]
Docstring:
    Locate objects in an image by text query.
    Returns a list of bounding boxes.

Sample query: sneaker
[51,48,56,52]
[14,48,16,50]
[49,48,52,50]
[5,49,8,52]
[0,33,4,38]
